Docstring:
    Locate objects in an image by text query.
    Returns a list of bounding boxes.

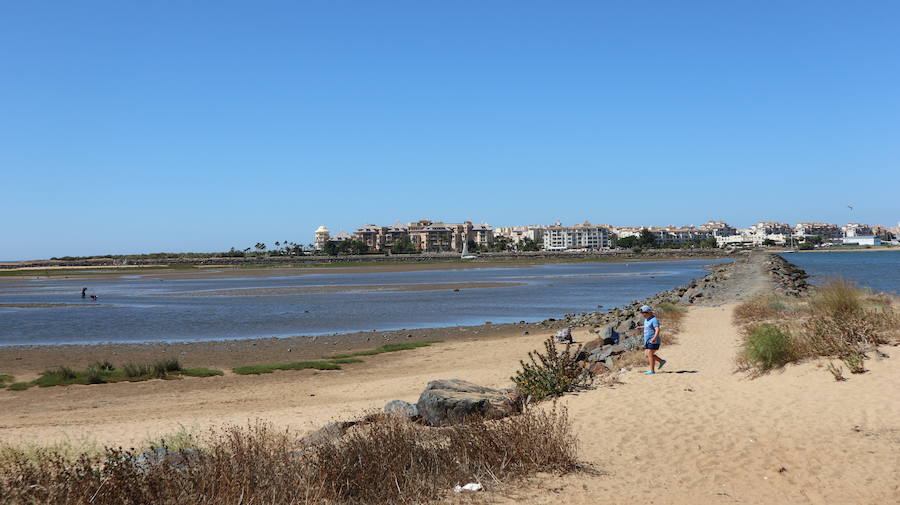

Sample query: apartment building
[794,222,842,241]
[701,221,738,237]
[495,225,547,246]
[842,223,874,237]
[349,219,493,253]
[543,222,611,250]
[614,225,714,245]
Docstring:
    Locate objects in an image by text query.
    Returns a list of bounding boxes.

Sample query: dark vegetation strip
[5,359,223,391]
[325,341,441,359]
[232,341,440,375]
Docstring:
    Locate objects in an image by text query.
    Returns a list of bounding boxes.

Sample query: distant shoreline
[0,249,735,276]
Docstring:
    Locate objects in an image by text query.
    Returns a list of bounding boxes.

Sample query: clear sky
[2,1,898,260]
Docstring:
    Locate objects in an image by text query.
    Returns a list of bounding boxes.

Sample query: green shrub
[842,352,867,374]
[8,382,30,391]
[151,358,182,378]
[742,324,793,371]
[0,375,13,388]
[122,363,150,378]
[511,338,591,402]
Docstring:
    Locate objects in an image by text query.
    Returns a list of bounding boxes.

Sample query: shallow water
[782,250,900,295]
[0,260,725,346]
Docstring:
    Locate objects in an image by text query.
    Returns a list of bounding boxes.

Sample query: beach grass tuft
[6,359,223,391]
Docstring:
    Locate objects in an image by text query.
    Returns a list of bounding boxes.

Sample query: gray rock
[589,344,625,363]
[416,379,519,426]
[598,324,620,345]
[384,399,419,419]
[299,421,357,447]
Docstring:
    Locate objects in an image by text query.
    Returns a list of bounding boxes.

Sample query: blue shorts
[644,342,660,350]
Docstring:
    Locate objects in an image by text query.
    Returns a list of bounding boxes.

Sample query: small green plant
[842,352,867,374]
[7,382,30,391]
[825,362,845,381]
[742,323,793,372]
[511,338,591,402]
[0,375,13,388]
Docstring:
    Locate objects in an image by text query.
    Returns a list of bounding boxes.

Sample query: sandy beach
[3,303,898,504]
[1,254,898,505]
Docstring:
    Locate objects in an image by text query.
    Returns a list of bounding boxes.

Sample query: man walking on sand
[640,305,666,375]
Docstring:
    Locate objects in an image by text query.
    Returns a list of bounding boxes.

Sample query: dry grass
[795,279,898,358]
[734,279,899,375]
[0,409,580,505]
[733,294,794,326]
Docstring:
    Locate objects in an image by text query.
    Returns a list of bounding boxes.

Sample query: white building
[314,225,330,251]
[614,225,714,246]
[543,222,610,250]
[842,236,881,246]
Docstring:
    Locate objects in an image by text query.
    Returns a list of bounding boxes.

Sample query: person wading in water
[640,305,666,375]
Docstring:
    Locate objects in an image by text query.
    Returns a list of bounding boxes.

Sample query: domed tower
[314,225,330,251]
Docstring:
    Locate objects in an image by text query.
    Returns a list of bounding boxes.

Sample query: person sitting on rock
[639,305,666,375]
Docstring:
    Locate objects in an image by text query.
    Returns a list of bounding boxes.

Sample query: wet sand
[0,319,566,380]
[156,281,523,297]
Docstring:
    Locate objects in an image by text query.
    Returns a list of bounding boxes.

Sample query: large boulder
[416,379,519,426]
[299,421,357,447]
[384,399,419,419]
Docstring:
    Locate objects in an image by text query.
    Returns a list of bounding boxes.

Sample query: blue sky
[2,1,898,259]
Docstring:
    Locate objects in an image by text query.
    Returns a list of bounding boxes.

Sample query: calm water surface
[782,250,900,294]
[0,260,726,346]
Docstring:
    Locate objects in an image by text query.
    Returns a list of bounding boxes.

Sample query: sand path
[494,304,900,505]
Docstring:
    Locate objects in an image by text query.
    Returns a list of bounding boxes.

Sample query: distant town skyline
[2,2,899,260]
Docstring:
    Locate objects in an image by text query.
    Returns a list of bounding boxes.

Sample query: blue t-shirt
[643,317,660,343]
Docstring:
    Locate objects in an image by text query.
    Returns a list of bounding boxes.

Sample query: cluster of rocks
[541,253,812,373]
[296,379,521,449]
[767,254,810,296]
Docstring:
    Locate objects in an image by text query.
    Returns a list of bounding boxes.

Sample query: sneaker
[644,370,655,375]
[658,359,667,371]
